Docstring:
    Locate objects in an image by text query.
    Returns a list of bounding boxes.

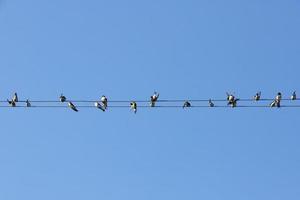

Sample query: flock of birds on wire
[2,91,299,113]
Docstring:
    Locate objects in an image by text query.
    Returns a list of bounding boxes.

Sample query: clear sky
[0,0,300,199]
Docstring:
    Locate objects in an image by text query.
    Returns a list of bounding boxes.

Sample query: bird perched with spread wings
[68,102,78,112]
[7,92,18,107]
[150,92,159,107]
[226,92,239,108]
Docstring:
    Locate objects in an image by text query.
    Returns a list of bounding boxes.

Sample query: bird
[183,101,191,108]
[226,92,235,103]
[7,99,16,107]
[7,92,18,107]
[208,99,214,107]
[150,92,159,107]
[12,93,18,102]
[270,92,282,108]
[226,92,238,107]
[95,102,105,112]
[254,92,261,101]
[291,91,297,100]
[130,101,137,114]
[101,95,108,110]
[68,102,78,112]
[60,94,66,102]
[26,99,31,107]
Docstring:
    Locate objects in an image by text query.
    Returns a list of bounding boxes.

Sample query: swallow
[254,92,261,101]
[226,92,237,107]
[60,94,66,102]
[183,101,191,108]
[26,99,31,107]
[150,92,159,107]
[130,101,137,114]
[291,91,297,100]
[12,93,18,102]
[270,92,281,108]
[101,95,108,109]
[208,99,214,107]
[95,102,105,112]
[68,102,78,112]
[7,99,16,107]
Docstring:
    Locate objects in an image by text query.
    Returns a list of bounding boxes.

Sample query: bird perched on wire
[7,99,16,107]
[150,92,159,107]
[68,102,78,112]
[7,92,18,107]
[226,92,239,107]
[208,99,214,107]
[254,91,261,101]
[26,99,31,107]
[13,93,18,102]
[291,91,297,100]
[183,101,191,108]
[101,95,108,110]
[95,101,105,112]
[130,101,137,114]
[60,94,66,102]
[270,92,282,108]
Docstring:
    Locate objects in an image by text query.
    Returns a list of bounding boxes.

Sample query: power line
[0,98,299,103]
[1,105,300,108]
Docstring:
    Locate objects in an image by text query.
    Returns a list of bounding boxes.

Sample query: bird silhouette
[270,92,282,108]
[291,91,297,100]
[150,92,159,107]
[208,99,214,107]
[183,101,191,108]
[26,99,31,107]
[68,102,78,112]
[7,99,16,107]
[130,101,137,114]
[101,95,108,110]
[95,102,105,112]
[254,92,261,101]
[60,94,66,102]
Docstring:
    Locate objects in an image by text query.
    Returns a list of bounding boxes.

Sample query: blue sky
[0,0,300,199]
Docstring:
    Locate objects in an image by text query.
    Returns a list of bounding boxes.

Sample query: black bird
[101,95,108,110]
[183,101,191,108]
[68,102,78,112]
[7,99,16,107]
[208,99,214,107]
[291,91,297,100]
[60,94,66,102]
[130,101,137,114]
[270,92,282,108]
[226,93,238,107]
[95,102,105,112]
[254,92,261,101]
[26,99,31,107]
[150,92,159,107]
[13,93,18,102]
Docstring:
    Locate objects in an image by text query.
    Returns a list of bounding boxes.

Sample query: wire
[0,98,299,103]
[1,105,300,108]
